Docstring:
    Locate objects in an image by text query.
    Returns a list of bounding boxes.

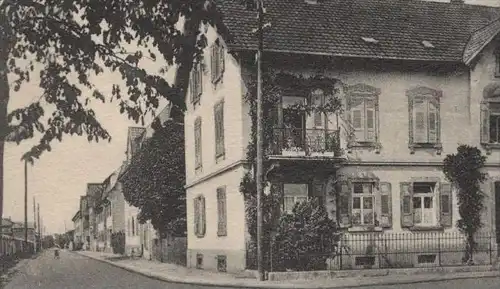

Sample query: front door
[495,182,500,244]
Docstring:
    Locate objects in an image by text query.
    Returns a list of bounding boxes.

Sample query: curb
[72,251,500,289]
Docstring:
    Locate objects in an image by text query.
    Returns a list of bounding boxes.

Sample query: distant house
[0,218,14,236]
[72,210,83,247]
[11,222,36,243]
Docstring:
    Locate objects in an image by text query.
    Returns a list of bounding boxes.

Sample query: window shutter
[428,101,438,144]
[379,182,392,228]
[193,197,200,236]
[190,72,195,103]
[400,182,414,228]
[366,99,375,141]
[217,187,227,236]
[211,45,216,82]
[312,180,325,207]
[218,43,225,77]
[481,102,490,144]
[352,109,364,141]
[199,196,206,237]
[338,180,352,227]
[214,102,225,157]
[194,118,202,169]
[313,92,324,127]
[439,183,453,228]
[413,99,427,143]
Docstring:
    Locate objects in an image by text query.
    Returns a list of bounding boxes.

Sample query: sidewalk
[74,250,500,289]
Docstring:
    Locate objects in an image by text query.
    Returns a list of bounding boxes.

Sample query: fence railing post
[438,234,441,267]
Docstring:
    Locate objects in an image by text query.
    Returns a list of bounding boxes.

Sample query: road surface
[3,249,500,289]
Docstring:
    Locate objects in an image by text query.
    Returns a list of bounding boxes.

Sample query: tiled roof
[216,0,500,62]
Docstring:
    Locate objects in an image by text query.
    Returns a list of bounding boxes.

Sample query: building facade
[185,0,500,273]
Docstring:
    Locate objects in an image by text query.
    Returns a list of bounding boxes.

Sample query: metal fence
[263,231,496,272]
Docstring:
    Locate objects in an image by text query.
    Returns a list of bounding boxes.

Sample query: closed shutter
[313,92,324,127]
[211,44,216,82]
[428,101,438,143]
[312,180,325,207]
[190,72,195,103]
[351,100,364,141]
[200,196,206,236]
[379,182,392,228]
[439,183,453,228]
[338,180,352,227]
[400,182,414,228]
[218,43,225,77]
[217,187,227,236]
[194,118,202,169]
[413,99,427,143]
[481,102,490,144]
[366,99,376,141]
[214,102,225,157]
[193,198,200,236]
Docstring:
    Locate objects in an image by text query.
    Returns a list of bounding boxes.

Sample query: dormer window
[422,40,434,48]
[361,37,379,44]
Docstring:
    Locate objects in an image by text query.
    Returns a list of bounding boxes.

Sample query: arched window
[481,82,500,154]
[406,86,443,154]
[344,84,381,151]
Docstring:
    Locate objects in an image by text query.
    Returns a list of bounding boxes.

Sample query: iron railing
[270,127,341,156]
[263,231,496,272]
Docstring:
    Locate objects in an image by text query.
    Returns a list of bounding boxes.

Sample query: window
[214,101,225,159]
[217,187,227,237]
[196,254,204,269]
[283,184,308,214]
[193,195,206,238]
[345,84,380,149]
[190,61,202,105]
[217,255,227,272]
[338,180,393,229]
[400,181,453,229]
[352,182,375,226]
[407,87,442,154]
[194,117,202,170]
[131,217,135,236]
[481,97,500,148]
[412,182,437,227]
[211,40,225,84]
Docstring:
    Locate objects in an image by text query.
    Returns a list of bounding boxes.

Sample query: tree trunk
[168,17,201,125]
[0,18,11,226]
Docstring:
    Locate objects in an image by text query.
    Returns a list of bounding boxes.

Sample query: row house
[71,210,83,247]
[185,0,500,273]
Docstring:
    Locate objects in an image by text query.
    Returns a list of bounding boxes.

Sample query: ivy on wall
[240,69,344,270]
[121,119,187,239]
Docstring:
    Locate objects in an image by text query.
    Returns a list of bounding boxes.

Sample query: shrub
[272,199,340,271]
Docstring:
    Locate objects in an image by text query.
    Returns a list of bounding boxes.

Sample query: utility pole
[33,196,37,253]
[37,203,41,249]
[256,0,265,282]
[24,159,28,251]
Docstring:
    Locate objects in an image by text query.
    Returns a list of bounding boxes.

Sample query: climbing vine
[442,144,487,265]
[240,68,344,270]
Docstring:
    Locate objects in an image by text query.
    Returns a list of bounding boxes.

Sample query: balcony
[270,127,342,157]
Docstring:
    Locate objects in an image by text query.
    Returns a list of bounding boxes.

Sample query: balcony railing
[270,127,341,156]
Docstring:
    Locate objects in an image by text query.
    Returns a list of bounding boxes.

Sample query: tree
[121,119,186,238]
[442,144,487,264]
[0,0,225,222]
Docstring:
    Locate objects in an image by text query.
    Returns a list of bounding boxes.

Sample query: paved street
[3,249,500,289]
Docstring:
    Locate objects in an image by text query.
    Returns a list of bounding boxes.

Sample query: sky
[4,49,173,236]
